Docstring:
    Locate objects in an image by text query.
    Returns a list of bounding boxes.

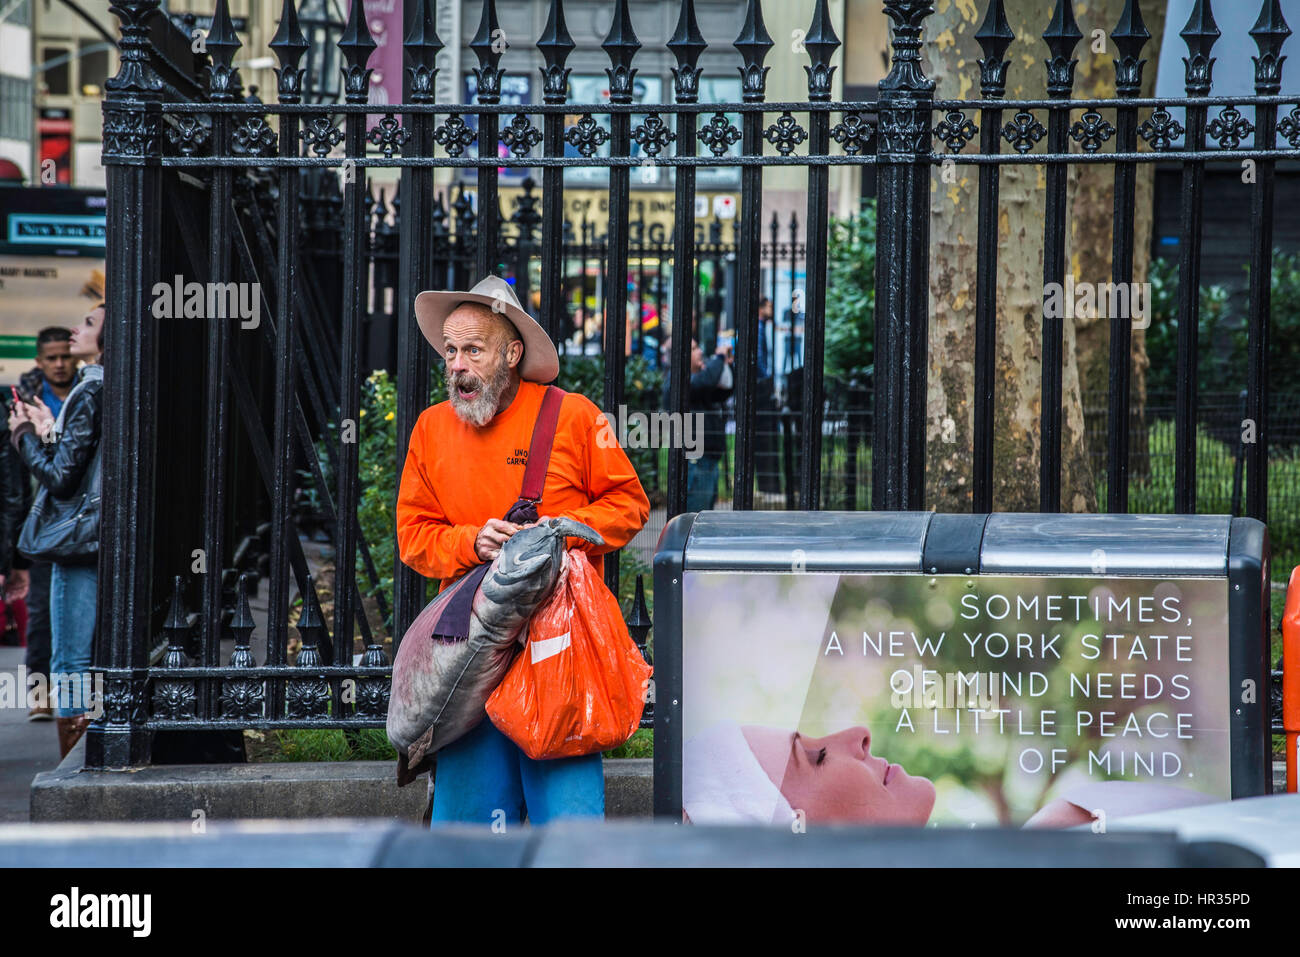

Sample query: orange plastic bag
[486,549,651,760]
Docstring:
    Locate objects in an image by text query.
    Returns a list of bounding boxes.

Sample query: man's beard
[448,353,513,427]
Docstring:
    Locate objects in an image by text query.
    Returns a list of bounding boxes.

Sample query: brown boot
[55,715,90,760]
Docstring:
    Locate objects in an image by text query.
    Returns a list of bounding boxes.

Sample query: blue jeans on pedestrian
[49,562,97,718]
[686,456,720,512]
[430,717,605,828]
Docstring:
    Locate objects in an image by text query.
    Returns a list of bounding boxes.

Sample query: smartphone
[717,332,735,351]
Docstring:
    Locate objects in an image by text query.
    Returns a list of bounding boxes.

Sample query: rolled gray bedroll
[387,517,604,782]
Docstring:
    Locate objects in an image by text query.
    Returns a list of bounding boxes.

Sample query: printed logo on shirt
[506,447,529,466]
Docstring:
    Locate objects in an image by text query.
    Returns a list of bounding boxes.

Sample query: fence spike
[1250,0,1292,95]
[470,0,506,103]
[1111,0,1151,95]
[538,0,575,75]
[269,0,309,104]
[1042,0,1083,97]
[1180,0,1220,95]
[805,0,841,100]
[603,0,641,101]
[668,0,706,101]
[405,0,443,101]
[735,0,773,101]
[206,0,243,101]
[974,0,1014,98]
[338,0,377,103]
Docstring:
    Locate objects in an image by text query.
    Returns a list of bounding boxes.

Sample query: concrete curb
[30,737,652,823]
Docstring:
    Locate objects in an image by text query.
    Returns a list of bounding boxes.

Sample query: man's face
[35,336,75,387]
[443,304,523,427]
[690,339,704,374]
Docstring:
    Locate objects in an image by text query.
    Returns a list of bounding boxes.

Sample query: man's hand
[474,518,521,562]
[4,568,27,602]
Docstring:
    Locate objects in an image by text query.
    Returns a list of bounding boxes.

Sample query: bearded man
[395,275,650,827]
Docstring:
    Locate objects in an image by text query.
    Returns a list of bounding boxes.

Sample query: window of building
[78,40,111,97]
[0,75,33,141]
[41,45,71,96]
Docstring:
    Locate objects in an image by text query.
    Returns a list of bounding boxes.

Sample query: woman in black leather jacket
[8,304,103,759]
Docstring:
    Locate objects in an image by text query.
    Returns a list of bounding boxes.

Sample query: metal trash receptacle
[653,511,1270,828]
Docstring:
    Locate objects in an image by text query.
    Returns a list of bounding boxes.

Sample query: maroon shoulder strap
[519,385,564,505]
[432,385,568,641]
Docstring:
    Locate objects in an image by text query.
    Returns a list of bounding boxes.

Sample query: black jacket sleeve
[17,379,102,499]
[0,427,26,576]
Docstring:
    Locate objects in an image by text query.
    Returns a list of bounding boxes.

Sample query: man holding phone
[11,327,74,720]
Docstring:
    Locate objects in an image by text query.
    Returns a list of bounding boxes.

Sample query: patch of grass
[252,728,398,762]
[604,728,653,759]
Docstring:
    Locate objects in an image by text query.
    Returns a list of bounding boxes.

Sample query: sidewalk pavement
[0,645,62,823]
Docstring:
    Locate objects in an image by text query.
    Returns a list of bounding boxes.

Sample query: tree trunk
[1069,1,1165,489]
[925,0,1163,513]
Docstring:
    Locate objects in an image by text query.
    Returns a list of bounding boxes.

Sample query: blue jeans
[49,562,97,718]
[430,718,605,828]
[686,456,720,512]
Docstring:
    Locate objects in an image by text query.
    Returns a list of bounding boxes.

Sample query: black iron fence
[353,173,808,390]
[89,0,1299,767]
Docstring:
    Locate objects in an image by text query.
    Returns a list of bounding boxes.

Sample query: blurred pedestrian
[14,327,73,721]
[9,305,104,757]
[662,337,733,511]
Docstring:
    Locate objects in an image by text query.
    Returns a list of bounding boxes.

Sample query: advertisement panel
[0,187,105,384]
[681,570,1234,829]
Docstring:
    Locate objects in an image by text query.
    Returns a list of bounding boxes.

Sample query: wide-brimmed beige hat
[414,275,560,383]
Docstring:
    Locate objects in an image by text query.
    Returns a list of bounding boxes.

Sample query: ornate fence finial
[1042,0,1083,98]
[405,0,443,103]
[229,574,256,666]
[603,0,641,103]
[153,576,196,720]
[270,0,309,103]
[288,577,330,718]
[1180,0,1219,96]
[206,0,243,101]
[338,0,377,104]
[1250,0,1291,95]
[880,0,933,94]
[975,0,1014,98]
[219,574,263,719]
[106,0,164,98]
[734,0,773,102]
[668,0,707,102]
[804,0,841,101]
[161,576,190,670]
[538,0,575,103]
[1111,0,1150,96]
[470,0,505,103]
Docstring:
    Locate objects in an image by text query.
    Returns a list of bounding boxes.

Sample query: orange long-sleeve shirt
[396,380,650,592]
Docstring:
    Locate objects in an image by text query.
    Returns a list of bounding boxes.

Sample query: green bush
[1146,248,1300,397]
[824,199,877,388]
[1144,255,1234,396]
